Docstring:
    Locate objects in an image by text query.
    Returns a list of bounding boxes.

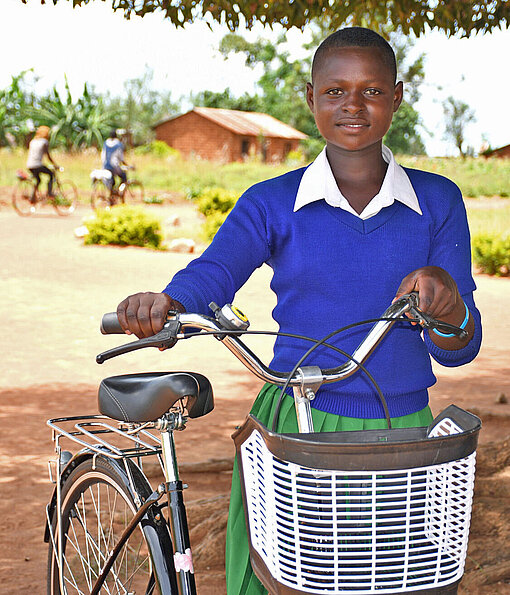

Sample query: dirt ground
[0,195,509,594]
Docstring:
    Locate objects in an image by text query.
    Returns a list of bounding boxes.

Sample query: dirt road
[1,201,509,593]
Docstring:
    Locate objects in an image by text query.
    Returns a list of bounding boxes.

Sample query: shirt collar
[294,145,422,219]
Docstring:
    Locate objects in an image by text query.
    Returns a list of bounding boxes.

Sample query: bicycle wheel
[12,179,37,216]
[47,456,167,594]
[121,180,144,205]
[91,181,114,211]
[53,180,77,216]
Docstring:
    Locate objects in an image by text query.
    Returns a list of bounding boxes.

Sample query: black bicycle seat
[98,371,213,422]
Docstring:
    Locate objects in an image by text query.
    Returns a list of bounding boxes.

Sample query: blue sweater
[164,167,482,419]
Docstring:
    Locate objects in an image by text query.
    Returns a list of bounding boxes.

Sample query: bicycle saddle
[98,371,214,422]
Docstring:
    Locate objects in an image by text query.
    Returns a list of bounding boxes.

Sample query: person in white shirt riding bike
[26,125,59,200]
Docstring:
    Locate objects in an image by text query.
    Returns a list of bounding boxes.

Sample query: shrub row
[81,197,509,280]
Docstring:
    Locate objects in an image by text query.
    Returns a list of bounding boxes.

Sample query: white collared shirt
[294,145,422,219]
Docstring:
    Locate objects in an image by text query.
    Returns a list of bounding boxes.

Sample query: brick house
[154,107,308,163]
[482,144,510,159]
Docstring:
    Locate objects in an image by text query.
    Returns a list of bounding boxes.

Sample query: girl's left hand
[394,266,461,319]
[394,266,473,347]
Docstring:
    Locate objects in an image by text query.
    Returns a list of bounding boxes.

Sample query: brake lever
[408,306,468,340]
[96,320,181,364]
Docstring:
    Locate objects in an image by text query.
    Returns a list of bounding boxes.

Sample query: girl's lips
[337,121,369,127]
[337,122,369,132]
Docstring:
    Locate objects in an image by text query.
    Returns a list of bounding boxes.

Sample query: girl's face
[306,46,403,155]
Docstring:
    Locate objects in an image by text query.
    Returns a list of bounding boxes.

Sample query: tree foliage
[107,67,180,145]
[218,33,318,137]
[0,70,36,147]
[0,67,179,150]
[27,0,509,37]
[383,35,426,155]
[194,30,427,156]
[23,77,119,150]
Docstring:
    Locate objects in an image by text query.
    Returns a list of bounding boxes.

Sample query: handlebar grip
[100,312,125,335]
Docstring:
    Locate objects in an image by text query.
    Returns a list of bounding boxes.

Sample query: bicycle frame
[46,412,197,594]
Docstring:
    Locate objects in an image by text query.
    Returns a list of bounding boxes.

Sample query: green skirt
[225,384,434,595]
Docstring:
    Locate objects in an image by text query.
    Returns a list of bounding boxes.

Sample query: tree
[442,96,476,157]
[192,88,263,112]
[27,0,509,37]
[197,30,427,155]
[217,33,318,138]
[25,77,120,150]
[384,35,426,155]
[107,67,180,145]
[0,70,36,147]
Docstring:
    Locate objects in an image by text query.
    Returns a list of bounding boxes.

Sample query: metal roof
[156,107,308,140]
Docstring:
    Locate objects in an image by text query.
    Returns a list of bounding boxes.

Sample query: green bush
[134,141,180,159]
[143,195,164,204]
[201,209,232,241]
[195,187,238,217]
[472,233,510,276]
[84,205,164,250]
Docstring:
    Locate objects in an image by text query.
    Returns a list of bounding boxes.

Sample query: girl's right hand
[117,292,185,338]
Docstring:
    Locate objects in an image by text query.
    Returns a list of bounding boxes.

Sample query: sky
[2,0,509,156]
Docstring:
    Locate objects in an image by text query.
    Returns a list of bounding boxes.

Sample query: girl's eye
[326,88,343,96]
[365,88,382,96]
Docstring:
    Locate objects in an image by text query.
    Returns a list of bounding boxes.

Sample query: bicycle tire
[52,180,77,216]
[12,179,37,216]
[121,179,144,205]
[91,181,115,211]
[47,456,172,595]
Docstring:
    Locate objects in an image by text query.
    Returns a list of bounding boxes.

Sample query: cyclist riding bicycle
[101,129,129,191]
[26,125,59,200]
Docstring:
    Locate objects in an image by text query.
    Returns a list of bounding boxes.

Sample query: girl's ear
[306,82,315,112]
[393,81,404,113]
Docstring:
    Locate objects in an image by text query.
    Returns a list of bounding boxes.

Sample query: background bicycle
[13,167,77,216]
[45,296,479,595]
[90,165,144,210]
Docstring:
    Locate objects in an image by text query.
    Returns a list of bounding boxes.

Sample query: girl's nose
[342,94,364,113]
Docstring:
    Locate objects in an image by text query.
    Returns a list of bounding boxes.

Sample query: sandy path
[1,202,509,593]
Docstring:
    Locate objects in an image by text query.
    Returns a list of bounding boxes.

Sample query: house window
[241,139,250,156]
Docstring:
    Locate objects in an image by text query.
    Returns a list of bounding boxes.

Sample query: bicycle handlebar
[96,293,467,388]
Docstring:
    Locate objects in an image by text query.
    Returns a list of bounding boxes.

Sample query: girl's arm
[395,184,481,366]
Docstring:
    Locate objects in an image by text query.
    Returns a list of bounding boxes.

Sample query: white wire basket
[233,405,480,595]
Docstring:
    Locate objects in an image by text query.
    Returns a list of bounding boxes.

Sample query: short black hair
[109,129,117,139]
[311,27,397,83]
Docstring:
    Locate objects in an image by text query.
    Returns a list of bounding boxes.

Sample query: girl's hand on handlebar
[394,266,473,347]
[117,292,185,339]
[395,266,461,319]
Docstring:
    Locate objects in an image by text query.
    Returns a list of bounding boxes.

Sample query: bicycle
[90,165,144,210]
[45,293,480,594]
[13,167,77,216]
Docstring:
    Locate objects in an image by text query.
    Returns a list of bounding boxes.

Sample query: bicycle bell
[209,302,250,332]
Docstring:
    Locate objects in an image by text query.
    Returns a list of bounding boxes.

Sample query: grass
[398,155,510,198]
[0,148,290,201]
[2,147,509,246]
[2,148,509,201]
[467,203,510,236]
